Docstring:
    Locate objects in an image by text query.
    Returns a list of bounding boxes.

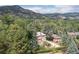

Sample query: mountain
[43,13,79,20]
[0,5,44,19]
[0,5,79,20]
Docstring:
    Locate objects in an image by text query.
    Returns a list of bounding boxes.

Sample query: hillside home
[36,32,46,46]
[52,34,61,44]
[67,32,79,38]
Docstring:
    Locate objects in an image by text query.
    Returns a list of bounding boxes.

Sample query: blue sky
[20,5,79,14]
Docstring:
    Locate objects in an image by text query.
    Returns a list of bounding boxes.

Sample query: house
[67,32,79,35]
[67,32,76,36]
[52,34,61,44]
[67,32,79,38]
[36,32,46,46]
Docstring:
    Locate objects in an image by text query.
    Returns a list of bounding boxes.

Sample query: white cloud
[53,5,74,13]
[25,7,53,13]
[23,5,77,14]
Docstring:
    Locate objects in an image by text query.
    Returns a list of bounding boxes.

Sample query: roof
[67,32,79,36]
[52,34,61,39]
[36,32,46,37]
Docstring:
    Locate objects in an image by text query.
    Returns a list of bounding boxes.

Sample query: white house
[52,34,61,44]
[36,32,46,46]
[67,32,79,38]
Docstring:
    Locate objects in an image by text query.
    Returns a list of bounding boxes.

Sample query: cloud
[21,5,79,14]
[52,5,74,13]
[24,7,53,13]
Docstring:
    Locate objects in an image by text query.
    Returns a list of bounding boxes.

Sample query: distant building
[36,32,46,46]
[52,34,61,44]
[67,32,79,36]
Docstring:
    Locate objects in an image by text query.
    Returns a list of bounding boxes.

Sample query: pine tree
[61,32,79,54]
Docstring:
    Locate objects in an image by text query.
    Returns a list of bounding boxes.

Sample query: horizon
[20,5,79,14]
[0,5,79,14]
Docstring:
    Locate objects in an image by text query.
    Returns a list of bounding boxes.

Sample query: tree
[61,32,79,54]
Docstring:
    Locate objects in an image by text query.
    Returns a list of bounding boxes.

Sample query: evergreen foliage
[0,14,79,54]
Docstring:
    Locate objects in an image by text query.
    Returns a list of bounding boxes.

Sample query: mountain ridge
[0,5,79,20]
[0,5,44,19]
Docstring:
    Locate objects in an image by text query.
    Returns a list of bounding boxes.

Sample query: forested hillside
[0,5,45,19]
[0,5,79,54]
[0,14,79,54]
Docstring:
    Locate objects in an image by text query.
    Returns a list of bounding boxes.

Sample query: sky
[20,5,79,14]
